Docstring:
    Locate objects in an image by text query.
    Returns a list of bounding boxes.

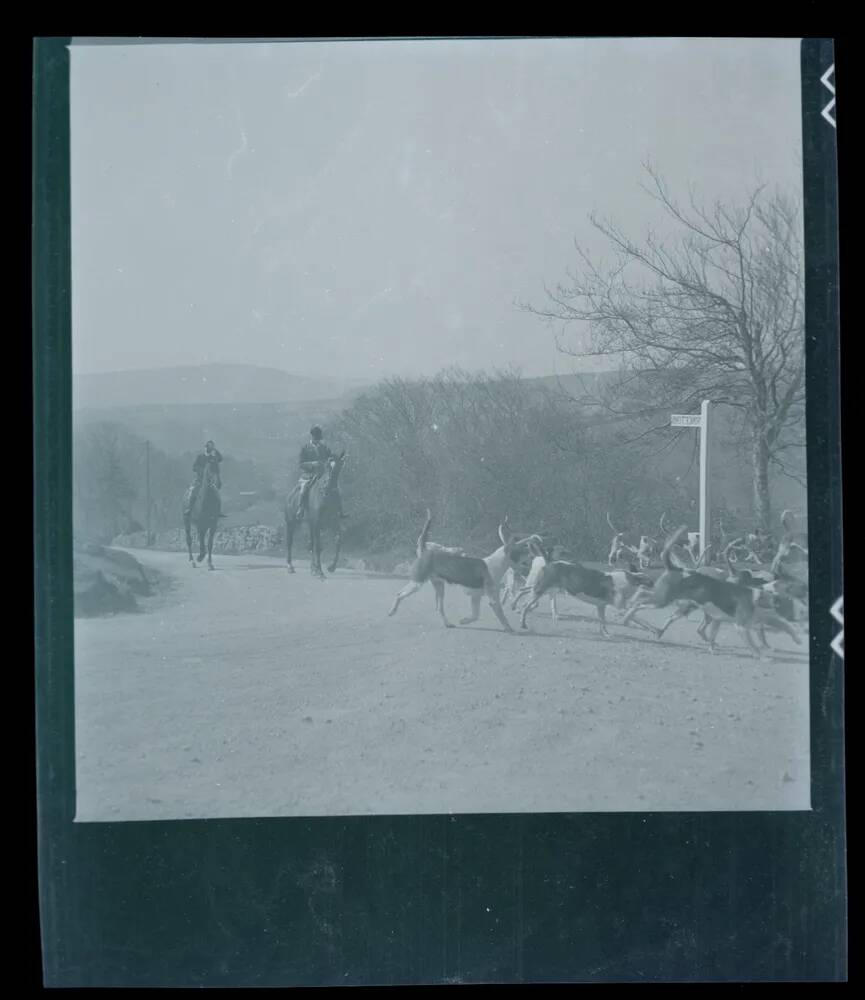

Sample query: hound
[771,511,809,568]
[660,512,700,567]
[758,562,809,623]
[722,560,805,645]
[723,536,761,565]
[743,532,770,563]
[426,541,468,609]
[501,535,560,606]
[425,541,466,556]
[642,542,803,645]
[622,526,801,657]
[387,511,530,631]
[501,564,529,607]
[519,554,660,638]
[509,538,561,621]
[606,513,638,566]
[635,534,658,570]
[634,513,668,569]
[623,534,739,642]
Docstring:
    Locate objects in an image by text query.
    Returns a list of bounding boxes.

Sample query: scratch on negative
[286,71,322,100]
[227,127,248,180]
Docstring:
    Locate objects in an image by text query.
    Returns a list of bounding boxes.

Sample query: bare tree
[525,163,806,531]
[73,422,137,542]
[333,367,674,562]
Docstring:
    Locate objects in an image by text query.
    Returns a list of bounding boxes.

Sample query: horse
[183,467,223,570]
[284,450,347,577]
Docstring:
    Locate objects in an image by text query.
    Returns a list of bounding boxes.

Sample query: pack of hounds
[388,508,809,659]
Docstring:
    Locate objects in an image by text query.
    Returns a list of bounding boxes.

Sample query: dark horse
[284,450,347,577]
[183,467,223,570]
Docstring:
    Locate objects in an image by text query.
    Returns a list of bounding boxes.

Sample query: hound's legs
[597,604,611,638]
[655,602,697,640]
[621,586,653,626]
[520,592,543,630]
[388,580,423,616]
[459,592,482,626]
[434,580,453,628]
[485,582,514,633]
[755,613,802,645]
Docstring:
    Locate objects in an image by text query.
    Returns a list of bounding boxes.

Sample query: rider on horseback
[185,440,222,513]
[295,426,333,522]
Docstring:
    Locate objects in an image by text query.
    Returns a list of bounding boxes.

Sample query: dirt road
[74,550,810,821]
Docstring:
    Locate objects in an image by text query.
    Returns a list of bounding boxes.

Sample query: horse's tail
[417,509,432,558]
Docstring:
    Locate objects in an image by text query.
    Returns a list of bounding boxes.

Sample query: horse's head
[323,450,347,491]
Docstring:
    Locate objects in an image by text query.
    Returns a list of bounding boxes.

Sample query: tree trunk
[751,434,772,532]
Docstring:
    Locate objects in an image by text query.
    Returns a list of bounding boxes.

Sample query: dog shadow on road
[520,624,808,663]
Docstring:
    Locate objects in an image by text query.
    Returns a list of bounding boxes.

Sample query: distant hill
[73,399,357,480]
[532,371,620,397]
[73,364,369,410]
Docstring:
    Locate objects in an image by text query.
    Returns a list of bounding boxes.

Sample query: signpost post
[145,439,152,547]
[670,401,711,559]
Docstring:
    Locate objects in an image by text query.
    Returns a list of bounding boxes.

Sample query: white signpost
[670,400,711,559]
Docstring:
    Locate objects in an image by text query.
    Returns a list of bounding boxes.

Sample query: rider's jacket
[193,449,223,482]
[298,441,333,478]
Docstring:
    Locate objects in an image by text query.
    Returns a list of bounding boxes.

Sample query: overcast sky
[70,37,803,381]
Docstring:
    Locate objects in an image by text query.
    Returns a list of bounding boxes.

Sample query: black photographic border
[33,37,845,985]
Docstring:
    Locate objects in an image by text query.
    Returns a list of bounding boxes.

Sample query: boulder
[74,567,137,617]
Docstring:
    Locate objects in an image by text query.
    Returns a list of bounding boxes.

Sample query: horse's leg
[197,521,207,564]
[327,521,343,574]
[310,518,323,577]
[184,515,195,566]
[316,525,325,578]
[285,514,296,573]
[207,522,215,570]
